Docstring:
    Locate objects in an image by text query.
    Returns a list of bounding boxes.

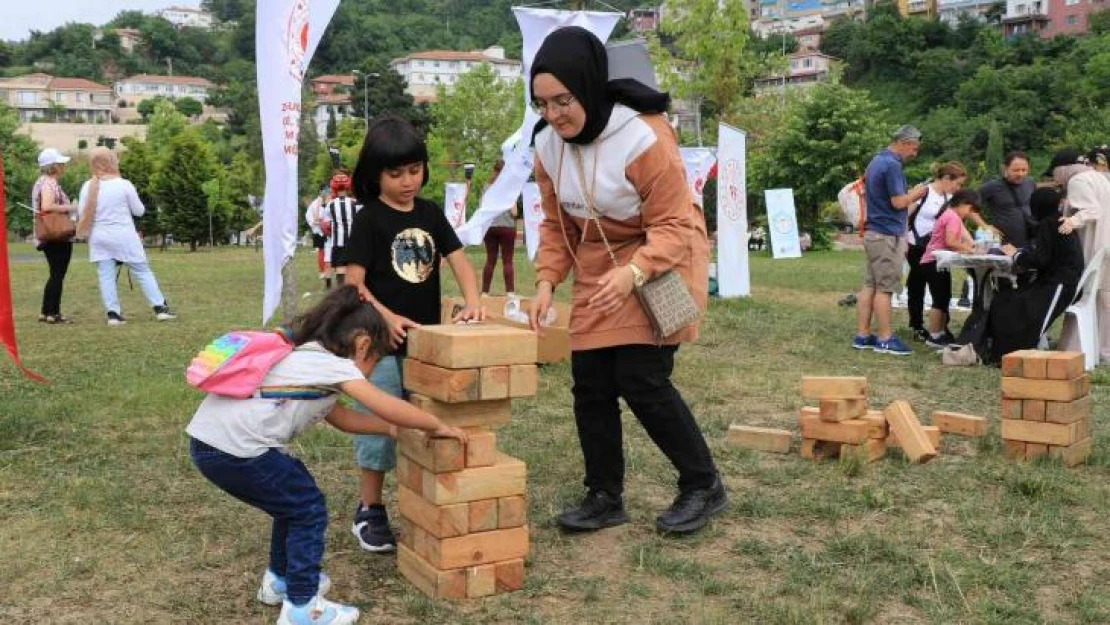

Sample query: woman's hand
[529,281,553,332]
[588,265,635,315]
[1001,243,1018,257]
[431,423,468,444]
[1058,216,1076,235]
[451,299,486,323]
[383,309,419,349]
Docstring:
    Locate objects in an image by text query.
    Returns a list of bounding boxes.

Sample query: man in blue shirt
[854,125,927,355]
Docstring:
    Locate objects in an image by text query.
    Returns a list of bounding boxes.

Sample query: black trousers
[39,241,72,316]
[570,344,717,497]
[905,243,927,329]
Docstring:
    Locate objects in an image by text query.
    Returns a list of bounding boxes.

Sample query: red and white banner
[716,123,750,297]
[258,0,339,323]
[680,147,716,208]
[521,182,542,261]
[444,182,469,232]
[0,152,46,382]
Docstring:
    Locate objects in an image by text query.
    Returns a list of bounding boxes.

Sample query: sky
[0,1,185,43]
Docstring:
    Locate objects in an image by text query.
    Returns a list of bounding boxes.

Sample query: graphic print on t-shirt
[391,228,437,283]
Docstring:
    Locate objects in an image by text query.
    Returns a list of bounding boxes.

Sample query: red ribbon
[0,150,48,383]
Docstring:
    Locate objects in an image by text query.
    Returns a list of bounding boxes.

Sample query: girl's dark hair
[352,115,430,204]
[948,189,981,211]
[1004,151,1029,167]
[290,286,390,361]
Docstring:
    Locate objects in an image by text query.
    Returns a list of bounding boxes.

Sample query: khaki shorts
[863,232,906,293]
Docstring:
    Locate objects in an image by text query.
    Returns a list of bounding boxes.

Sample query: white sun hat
[37,148,71,168]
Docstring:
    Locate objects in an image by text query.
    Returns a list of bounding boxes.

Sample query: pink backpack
[186,330,295,398]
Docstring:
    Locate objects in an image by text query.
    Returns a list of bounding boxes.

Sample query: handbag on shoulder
[36,211,76,243]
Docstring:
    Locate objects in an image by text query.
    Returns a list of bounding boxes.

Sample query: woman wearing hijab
[526,27,724,535]
[987,188,1084,363]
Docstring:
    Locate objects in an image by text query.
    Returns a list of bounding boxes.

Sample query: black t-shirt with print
[346,197,462,326]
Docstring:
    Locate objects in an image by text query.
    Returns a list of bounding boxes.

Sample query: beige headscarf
[76,148,121,238]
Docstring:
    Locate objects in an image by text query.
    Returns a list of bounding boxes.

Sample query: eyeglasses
[530,93,576,115]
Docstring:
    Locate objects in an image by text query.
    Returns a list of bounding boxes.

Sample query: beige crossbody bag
[557,144,700,341]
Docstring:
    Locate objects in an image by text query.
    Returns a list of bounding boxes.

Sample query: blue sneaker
[351,503,396,553]
[875,336,913,356]
[277,595,359,625]
[258,569,332,606]
[851,334,877,350]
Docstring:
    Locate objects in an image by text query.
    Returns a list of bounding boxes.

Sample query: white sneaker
[277,595,358,625]
[258,569,332,606]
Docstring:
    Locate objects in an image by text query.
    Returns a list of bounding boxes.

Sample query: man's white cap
[37,148,71,168]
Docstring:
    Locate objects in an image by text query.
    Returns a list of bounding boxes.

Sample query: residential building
[754,50,838,94]
[389,46,522,102]
[114,74,215,105]
[628,7,662,32]
[114,28,143,54]
[1002,0,1051,36]
[897,0,939,17]
[157,5,215,29]
[0,73,114,123]
[308,75,354,138]
[937,0,999,26]
[1040,0,1101,37]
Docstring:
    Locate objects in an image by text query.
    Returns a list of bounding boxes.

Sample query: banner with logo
[716,124,750,297]
[765,188,803,259]
[454,7,621,248]
[444,182,469,232]
[680,147,715,208]
[258,0,339,323]
[520,182,543,260]
[0,152,46,382]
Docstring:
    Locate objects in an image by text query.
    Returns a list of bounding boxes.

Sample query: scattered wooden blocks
[819,398,868,422]
[999,350,1092,465]
[800,376,868,400]
[887,424,941,451]
[883,401,937,464]
[799,411,871,444]
[930,411,987,437]
[727,425,793,453]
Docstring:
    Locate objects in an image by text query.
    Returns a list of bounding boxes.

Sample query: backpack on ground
[186,329,295,398]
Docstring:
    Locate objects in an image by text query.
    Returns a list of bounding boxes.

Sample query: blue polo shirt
[863,148,908,236]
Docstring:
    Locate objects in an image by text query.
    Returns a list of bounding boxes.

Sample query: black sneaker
[956,297,972,309]
[911,327,930,343]
[925,333,953,349]
[557,490,629,532]
[351,503,396,553]
[106,311,126,326]
[153,304,177,321]
[655,476,728,535]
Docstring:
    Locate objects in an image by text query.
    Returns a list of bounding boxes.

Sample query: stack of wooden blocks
[395,324,538,599]
[798,376,939,464]
[999,350,1093,466]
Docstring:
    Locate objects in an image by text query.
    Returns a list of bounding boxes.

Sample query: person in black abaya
[986,187,1084,363]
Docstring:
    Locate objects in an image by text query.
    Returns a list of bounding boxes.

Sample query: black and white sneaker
[351,503,396,553]
[153,304,177,321]
[107,311,126,326]
[925,333,953,349]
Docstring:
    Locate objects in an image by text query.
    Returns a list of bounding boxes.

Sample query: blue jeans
[352,355,403,471]
[190,438,326,605]
[96,259,167,314]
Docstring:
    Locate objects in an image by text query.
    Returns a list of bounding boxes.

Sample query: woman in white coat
[77,148,176,326]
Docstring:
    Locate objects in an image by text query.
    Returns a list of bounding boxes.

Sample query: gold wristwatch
[629,263,646,287]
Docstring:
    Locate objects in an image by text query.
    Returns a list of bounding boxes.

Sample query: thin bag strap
[552,144,582,270]
[570,145,620,271]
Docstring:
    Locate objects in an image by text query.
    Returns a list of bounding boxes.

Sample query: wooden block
[1048,437,1093,467]
[999,398,1023,421]
[423,525,530,569]
[1022,400,1046,422]
[421,453,527,505]
[398,486,469,539]
[466,564,497,598]
[1000,376,1090,401]
[800,438,841,460]
[1076,416,1092,441]
[1003,439,1027,461]
[1045,352,1084,380]
[396,454,424,496]
[861,410,888,439]
[464,430,497,468]
[841,438,887,463]
[1000,418,1086,446]
[407,324,537,369]
[819,398,868,422]
[468,499,499,533]
[479,366,510,400]
[497,496,527,529]
[397,544,466,600]
[398,428,465,473]
[887,425,941,451]
[1025,443,1048,460]
[398,516,415,550]
[727,425,793,453]
[930,411,987,437]
[494,559,526,592]
[484,316,571,364]
[410,393,512,428]
[508,364,539,397]
[883,401,937,463]
[800,376,868,400]
[403,359,480,403]
[1046,395,1091,424]
[1021,351,1050,379]
[1000,350,1034,377]
[409,522,433,561]
[799,411,871,444]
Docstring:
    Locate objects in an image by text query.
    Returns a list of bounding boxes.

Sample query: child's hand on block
[431,424,468,444]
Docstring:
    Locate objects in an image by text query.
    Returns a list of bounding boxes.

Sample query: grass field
[1,242,1107,624]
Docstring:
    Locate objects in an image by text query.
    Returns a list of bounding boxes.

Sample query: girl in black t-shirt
[340,115,486,553]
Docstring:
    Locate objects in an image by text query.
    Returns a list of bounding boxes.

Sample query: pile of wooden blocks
[796,376,939,464]
[999,350,1093,466]
[395,324,538,599]
[442,295,571,363]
